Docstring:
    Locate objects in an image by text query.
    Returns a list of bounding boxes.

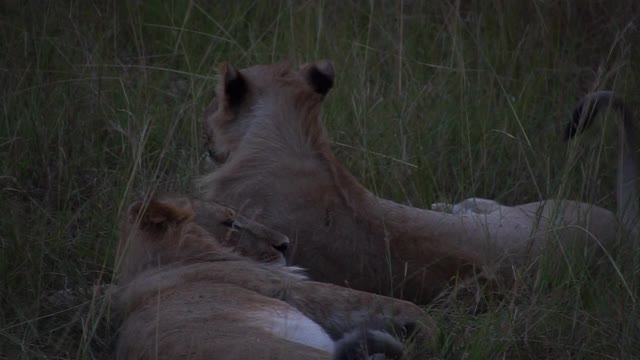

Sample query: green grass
[1,0,639,358]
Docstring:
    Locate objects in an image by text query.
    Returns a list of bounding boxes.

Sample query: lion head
[201,60,335,166]
[192,199,290,264]
[116,196,290,284]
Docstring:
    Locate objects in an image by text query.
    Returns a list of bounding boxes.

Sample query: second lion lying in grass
[114,197,430,360]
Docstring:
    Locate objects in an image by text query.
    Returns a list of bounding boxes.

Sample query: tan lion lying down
[197,60,638,303]
[114,197,430,359]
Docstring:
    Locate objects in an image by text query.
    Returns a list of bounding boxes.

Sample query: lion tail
[565,90,638,233]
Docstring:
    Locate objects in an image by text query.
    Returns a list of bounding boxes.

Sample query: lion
[114,196,431,360]
[196,60,638,303]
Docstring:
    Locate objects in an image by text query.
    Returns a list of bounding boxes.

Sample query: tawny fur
[116,197,291,285]
[114,197,429,360]
[197,60,638,303]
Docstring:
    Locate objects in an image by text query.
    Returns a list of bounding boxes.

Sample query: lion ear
[218,63,247,107]
[127,198,194,229]
[301,60,334,95]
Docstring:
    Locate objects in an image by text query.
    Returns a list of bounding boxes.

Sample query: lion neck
[204,93,369,209]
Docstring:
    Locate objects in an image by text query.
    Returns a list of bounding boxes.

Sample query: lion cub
[114,197,431,359]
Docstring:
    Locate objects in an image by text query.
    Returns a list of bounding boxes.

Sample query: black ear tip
[220,63,247,106]
[308,60,334,95]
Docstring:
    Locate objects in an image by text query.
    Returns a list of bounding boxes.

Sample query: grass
[1,0,639,358]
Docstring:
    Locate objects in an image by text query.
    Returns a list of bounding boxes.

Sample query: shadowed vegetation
[1,0,639,358]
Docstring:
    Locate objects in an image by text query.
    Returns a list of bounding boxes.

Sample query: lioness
[197,60,638,303]
[114,196,430,360]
